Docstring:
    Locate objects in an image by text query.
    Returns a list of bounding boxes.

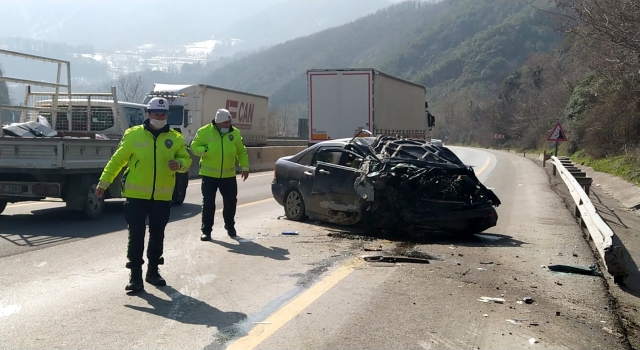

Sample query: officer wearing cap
[95,97,192,292]
[190,108,249,240]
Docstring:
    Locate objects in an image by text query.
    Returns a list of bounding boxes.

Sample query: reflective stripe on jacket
[190,123,249,178]
[98,121,192,201]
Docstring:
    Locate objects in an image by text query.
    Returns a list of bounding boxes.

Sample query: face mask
[149,119,167,128]
[219,127,230,134]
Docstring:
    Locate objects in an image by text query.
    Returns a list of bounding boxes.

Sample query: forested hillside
[202,0,638,184]
[439,0,640,184]
[203,0,561,135]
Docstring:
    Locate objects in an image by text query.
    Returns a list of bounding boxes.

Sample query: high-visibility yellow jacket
[190,123,249,178]
[98,121,192,201]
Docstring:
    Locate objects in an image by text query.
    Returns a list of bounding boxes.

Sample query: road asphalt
[523,150,639,349]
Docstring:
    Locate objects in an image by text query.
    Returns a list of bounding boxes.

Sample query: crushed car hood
[346,135,501,230]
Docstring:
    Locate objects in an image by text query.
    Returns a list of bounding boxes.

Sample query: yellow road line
[7,173,274,208]
[476,154,491,176]
[6,201,63,208]
[188,172,273,186]
[227,258,365,350]
[223,198,274,212]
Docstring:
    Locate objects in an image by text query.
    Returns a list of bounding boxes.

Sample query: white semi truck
[142,83,269,147]
[306,68,435,144]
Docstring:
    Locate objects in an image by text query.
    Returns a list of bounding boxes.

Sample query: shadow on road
[591,191,629,229]
[208,237,290,261]
[125,285,247,329]
[294,219,527,248]
[0,201,202,248]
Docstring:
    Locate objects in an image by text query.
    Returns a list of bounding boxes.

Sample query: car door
[309,153,363,216]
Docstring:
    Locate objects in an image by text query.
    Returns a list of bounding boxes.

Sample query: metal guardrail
[551,156,629,283]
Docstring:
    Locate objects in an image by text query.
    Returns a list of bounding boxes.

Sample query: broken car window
[312,150,343,166]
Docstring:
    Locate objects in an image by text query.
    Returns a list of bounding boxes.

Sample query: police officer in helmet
[95,97,192,292]
[190,108,249,240]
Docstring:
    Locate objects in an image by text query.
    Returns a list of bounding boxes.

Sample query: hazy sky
[0,0,403,50]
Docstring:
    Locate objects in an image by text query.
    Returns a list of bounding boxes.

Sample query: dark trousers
[123,198,171,269]
[201,175,237,235]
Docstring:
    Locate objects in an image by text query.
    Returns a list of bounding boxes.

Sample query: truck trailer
[143,83,269,147]
[306,68,433,144]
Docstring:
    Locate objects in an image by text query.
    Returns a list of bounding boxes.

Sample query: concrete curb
[578,165,640,210]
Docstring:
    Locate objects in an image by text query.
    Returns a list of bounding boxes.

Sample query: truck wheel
[172,173,189,205]
[80,176,104,220]
[0,200,7,214]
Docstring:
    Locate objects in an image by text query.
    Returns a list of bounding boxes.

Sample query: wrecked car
[271,135,501,234]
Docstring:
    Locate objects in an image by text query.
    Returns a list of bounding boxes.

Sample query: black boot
[200,233,211,241]
[125,267,144,292]
[225,224,237,237]
[145,265,167,286]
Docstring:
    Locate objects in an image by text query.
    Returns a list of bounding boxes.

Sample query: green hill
[203,0,561,118]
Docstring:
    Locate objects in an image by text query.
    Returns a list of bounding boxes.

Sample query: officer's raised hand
[168,159,180,171]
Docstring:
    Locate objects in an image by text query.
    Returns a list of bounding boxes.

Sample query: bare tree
[114,72,147,103]
[549,0,640,87]
[268,107,282,137]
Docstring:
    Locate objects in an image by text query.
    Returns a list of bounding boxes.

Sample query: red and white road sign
[491,134,504,139]
[547,122,568,141]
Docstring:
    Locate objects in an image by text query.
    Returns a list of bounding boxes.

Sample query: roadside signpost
[547,122,567,157]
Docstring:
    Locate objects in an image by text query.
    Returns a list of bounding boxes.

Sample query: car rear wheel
[285,189,307,221]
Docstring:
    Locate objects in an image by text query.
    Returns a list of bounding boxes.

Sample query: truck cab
[143,87,196,144]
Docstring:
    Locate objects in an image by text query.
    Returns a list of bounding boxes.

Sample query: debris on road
[478,296,506,303]
[603,326,624,338]
[360,255,430,264]
[282,231,299,235]
[547,264,603,277]
[523,297,534,304]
